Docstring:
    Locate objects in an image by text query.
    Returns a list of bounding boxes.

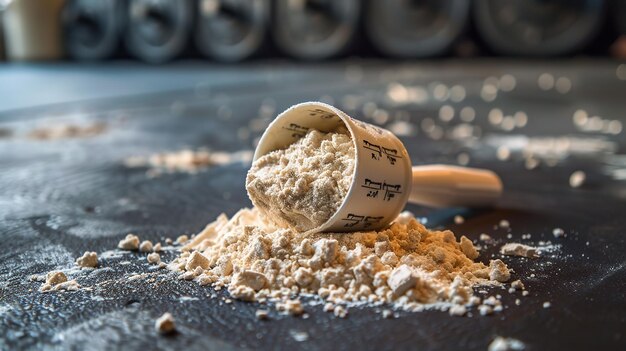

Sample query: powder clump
[75,251,98,268]
[246,129,355,232]
[500,243,540,258]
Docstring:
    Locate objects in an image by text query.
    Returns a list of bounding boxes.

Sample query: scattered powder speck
[500,243,540,258]
[454,215,465,224]
[246,129,355,232]
[289,330,309,342]
[255,309,270,320]
[155,313,176,334]
[569,171,586,188]
[488,336,526,351]
[125,149,253,177]
[552,228,566,238]
[28,122,106,140]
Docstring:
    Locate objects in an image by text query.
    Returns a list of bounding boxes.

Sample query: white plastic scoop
[252,102,502,233]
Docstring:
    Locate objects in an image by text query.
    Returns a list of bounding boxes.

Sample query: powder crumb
[459,236,479,260]
[76,251,98,268]
[388,265,418,297]
[543,301,551,308]
[118,234,140,250]
[176,235,189,244]
[454,215,465,224]
[289,330,309,342]
[499,220,510,229]
[40,271,80,292]
[323,303,335,312]
[165,238,173,245]
[488,336,526,351]
[569,171,586,188]
[511,280,525,290]
[515,299,521,305]
[276,300,304,316]
[333,305,348,318]
[382,309,393,319]
[489,260,511,282]
[478,304,493,316]
[232,270,268,292]
[246,129,355,232]
[448,304,467,316]
[46,271,67,285]
[500,243,540,258]
[479,233,492,242]
[255,309,270,320]
[153,243,162,252]
[522,291,529,296]
[147,252,161,264]
[552,228,565,238]
[497,146,511,161]
[155,313,176,334]
[185,251,210,271]
[139,240,153,253]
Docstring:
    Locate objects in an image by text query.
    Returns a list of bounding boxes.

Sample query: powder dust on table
[246,129,355,232]
[168,207,512,316]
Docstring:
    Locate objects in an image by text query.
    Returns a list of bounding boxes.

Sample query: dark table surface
[0,60,625,351]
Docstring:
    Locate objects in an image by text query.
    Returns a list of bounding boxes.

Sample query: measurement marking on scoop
[362,179,402,201]
[341,214,385,228]
[363,140,402,164]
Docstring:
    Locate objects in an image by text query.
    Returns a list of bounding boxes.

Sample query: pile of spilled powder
[125,149,253,177]
[168,207,512,317]
[246,129,355,232]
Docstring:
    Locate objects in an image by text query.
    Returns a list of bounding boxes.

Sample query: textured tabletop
[1,60,625,350]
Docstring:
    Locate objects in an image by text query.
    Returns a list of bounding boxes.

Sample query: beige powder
[75,251,98,268]
[169,208,511,316]
[246,129,355,232]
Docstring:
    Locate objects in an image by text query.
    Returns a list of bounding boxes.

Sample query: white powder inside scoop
[246,129,355,232]
[168,208,511,316]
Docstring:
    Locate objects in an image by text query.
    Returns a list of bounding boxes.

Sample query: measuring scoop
[252,101,502,233]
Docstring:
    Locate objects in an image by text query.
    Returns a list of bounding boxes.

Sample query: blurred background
[1,3,626,350]
[0,0,625,63]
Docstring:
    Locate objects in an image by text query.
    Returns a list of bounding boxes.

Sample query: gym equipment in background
[195,0,269,62]
[124,0,193,63]
[365,0,470,58]
[272,0,361,60]
[63,0,124,60]
[474,0,605,56]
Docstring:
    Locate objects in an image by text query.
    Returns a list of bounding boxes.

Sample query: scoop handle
[409,165,503,208]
